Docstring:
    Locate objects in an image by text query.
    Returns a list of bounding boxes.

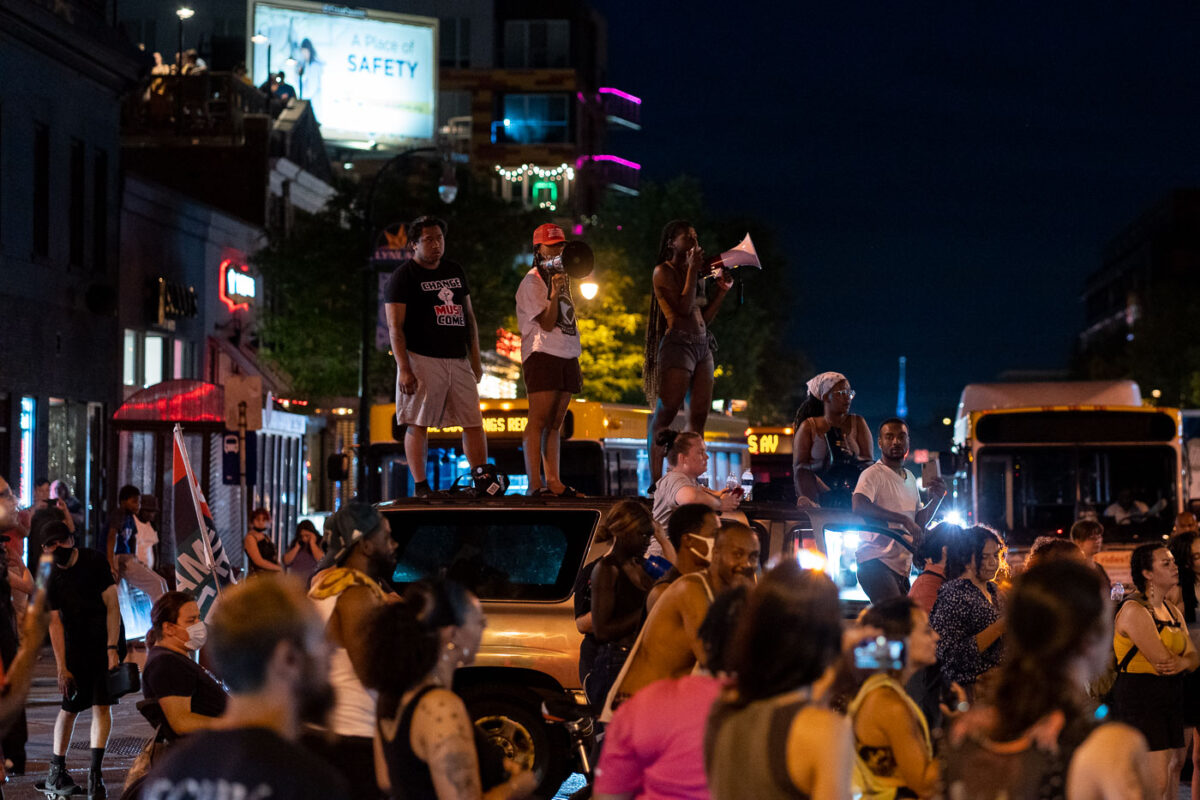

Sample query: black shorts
[523,352,583,394]
[62,649,117,712]
[1112,672,1184,751]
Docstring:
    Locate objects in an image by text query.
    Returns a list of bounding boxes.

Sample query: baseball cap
[533,224,566,246]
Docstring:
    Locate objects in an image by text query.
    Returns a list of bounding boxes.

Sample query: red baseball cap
[533,223,566,246]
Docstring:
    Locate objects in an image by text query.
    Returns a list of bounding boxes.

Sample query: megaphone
[704,234,761,277]
[562,240,594,279]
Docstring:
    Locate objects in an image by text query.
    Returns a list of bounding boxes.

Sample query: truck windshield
[975,445,1176,545]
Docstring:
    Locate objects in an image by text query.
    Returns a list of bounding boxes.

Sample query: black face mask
[52,546,74,566]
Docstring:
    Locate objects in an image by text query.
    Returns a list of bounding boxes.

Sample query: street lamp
[251,33,271,79]
[175,7,194,74]
[356,148,458,497]
[579,279,599,300]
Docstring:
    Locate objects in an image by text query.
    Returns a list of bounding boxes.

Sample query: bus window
[714,452,730,487]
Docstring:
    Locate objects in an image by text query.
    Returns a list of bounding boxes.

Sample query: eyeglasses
[830,389,856,400]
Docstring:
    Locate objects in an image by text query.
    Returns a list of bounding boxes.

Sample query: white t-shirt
[1103,500,1148,524]
[135,517,159,569]
[516,268,581,361]
[853,461,921,576]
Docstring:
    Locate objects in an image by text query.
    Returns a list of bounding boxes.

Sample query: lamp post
[175,7,194,73]
[251,33,270,81]
[356,148,458,498]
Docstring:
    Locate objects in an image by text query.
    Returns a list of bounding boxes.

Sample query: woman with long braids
[1169,528,1200,800]
[644,220,734,489]
[366,579,536,800]
[942,559,1154,799]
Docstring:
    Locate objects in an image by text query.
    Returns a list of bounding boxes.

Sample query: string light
[493,163,576,183]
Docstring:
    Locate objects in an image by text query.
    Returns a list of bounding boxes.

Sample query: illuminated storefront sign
[219,259,257,311]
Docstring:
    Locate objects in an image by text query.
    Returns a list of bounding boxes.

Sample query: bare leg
[687,355,715,434]
[462,426,487,468]
[1147,749,1172,800]
[543,392,572,493]
[523,391,558,493]
[89,706,111,749]
[52,710,77,756]
[1191,726,1200,800]
[648,368,692,485]
[405,426,428,484]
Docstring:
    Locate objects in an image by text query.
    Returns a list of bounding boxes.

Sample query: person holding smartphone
[839,598,941,800]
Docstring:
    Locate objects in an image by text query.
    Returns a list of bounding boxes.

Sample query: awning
[113,380,224,423]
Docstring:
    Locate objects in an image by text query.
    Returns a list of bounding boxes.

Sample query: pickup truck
[377,496,894,795]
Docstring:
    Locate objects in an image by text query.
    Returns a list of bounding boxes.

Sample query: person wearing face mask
[39,520,124,800]
[244,508,283,575]
[141,592,228,740]
[517,223,583,496]
[603,522,761,720]
[646,504,720,613]
[303,503,398,800]
[366,579,537,800]
[139,577,348,799]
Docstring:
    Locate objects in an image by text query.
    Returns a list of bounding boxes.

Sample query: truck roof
[956,380,1143,419]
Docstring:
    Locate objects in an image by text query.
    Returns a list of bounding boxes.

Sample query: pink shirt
[594,674,723,800]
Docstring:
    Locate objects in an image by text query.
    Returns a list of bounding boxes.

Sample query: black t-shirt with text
[142,647,229,739]
[140,727,349,800]
[48,548,114,651]
[383,258,472,359]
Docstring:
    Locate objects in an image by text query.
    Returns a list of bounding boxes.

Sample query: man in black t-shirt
[383,215,487,498]
[140,577,347,800]
[40,521,122,799]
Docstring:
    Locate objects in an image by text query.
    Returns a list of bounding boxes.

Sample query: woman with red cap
[516,223,583,495]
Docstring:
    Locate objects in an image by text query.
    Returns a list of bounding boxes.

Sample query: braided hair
[643,219,695,405]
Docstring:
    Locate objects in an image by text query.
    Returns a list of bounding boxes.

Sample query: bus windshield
[974,445,1176,545]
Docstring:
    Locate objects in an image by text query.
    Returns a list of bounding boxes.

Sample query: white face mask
[687,534,715,564]
[184,621,208,651]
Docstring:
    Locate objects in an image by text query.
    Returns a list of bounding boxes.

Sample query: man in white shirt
[1103,489,1149,525]
[852,418,946,604]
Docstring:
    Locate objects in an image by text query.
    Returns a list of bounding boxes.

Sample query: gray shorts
[396,352,485,429]
[657,328,714,374]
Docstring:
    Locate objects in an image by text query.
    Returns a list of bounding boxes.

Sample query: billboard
[248,1,437,147]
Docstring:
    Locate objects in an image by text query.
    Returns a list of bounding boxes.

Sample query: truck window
[382,509,600,601]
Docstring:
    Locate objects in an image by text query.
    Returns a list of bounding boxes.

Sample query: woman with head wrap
[792,371,874,507]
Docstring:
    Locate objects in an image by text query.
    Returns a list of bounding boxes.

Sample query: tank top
[846,674,931,800]
[805,419,867,508]
[1113,597,1188,674]
[247,534,279,574]
[705,691,812,800]
[380,686,508,800]
[310,574,382,737]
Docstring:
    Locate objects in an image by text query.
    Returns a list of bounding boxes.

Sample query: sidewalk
[4,645,152,799]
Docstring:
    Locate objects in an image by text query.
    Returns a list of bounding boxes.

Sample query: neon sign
[748,434,780,455]
[219,259,257,312]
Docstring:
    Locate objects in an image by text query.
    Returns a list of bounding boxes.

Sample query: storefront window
[144,335,164,387]
[123,330,138,386]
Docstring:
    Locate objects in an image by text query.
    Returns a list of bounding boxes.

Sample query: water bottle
[1111,582,1126,602]
[725,474,740,491]
[741,468,754,502]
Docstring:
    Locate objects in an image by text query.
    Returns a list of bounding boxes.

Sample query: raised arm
[699,268,733,325]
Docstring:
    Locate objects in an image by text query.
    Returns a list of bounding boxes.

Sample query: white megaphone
[704,233,761,277]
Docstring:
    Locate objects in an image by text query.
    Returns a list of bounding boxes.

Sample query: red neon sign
[219,259,256,312]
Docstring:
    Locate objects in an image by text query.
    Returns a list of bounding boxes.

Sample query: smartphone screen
[853,636,906,671]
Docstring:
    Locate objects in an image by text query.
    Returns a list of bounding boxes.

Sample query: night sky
[593,1,1200,427]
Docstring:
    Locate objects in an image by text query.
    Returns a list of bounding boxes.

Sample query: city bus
[365,399,751,499]
[950,380,1185,582]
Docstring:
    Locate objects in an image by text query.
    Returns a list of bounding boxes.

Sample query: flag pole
[174,424,224,595]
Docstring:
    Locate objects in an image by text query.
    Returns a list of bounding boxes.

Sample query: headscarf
[806,371,849,401]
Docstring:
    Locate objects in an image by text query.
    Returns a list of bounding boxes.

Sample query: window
[144,335,164,387]
[437,91,472,129]
[172,338,194,379]
[502,20,569,68]
[69,139,85,267]
[123,330,138,386]
[32,123,49,258]
[439,17,471,68]
[93,150,108,272]
[383,509,598,601]
[498,94,571,144]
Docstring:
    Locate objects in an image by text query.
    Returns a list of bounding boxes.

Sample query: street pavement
[3,645,152,800]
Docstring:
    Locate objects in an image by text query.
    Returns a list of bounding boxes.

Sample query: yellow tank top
[1113,599,1188,674]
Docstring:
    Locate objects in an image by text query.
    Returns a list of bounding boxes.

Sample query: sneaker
[87,769,105,800]
[413,483,448,499]
[38,762,80,797]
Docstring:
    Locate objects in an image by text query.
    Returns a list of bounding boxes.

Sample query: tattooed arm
[412,688,537,800]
